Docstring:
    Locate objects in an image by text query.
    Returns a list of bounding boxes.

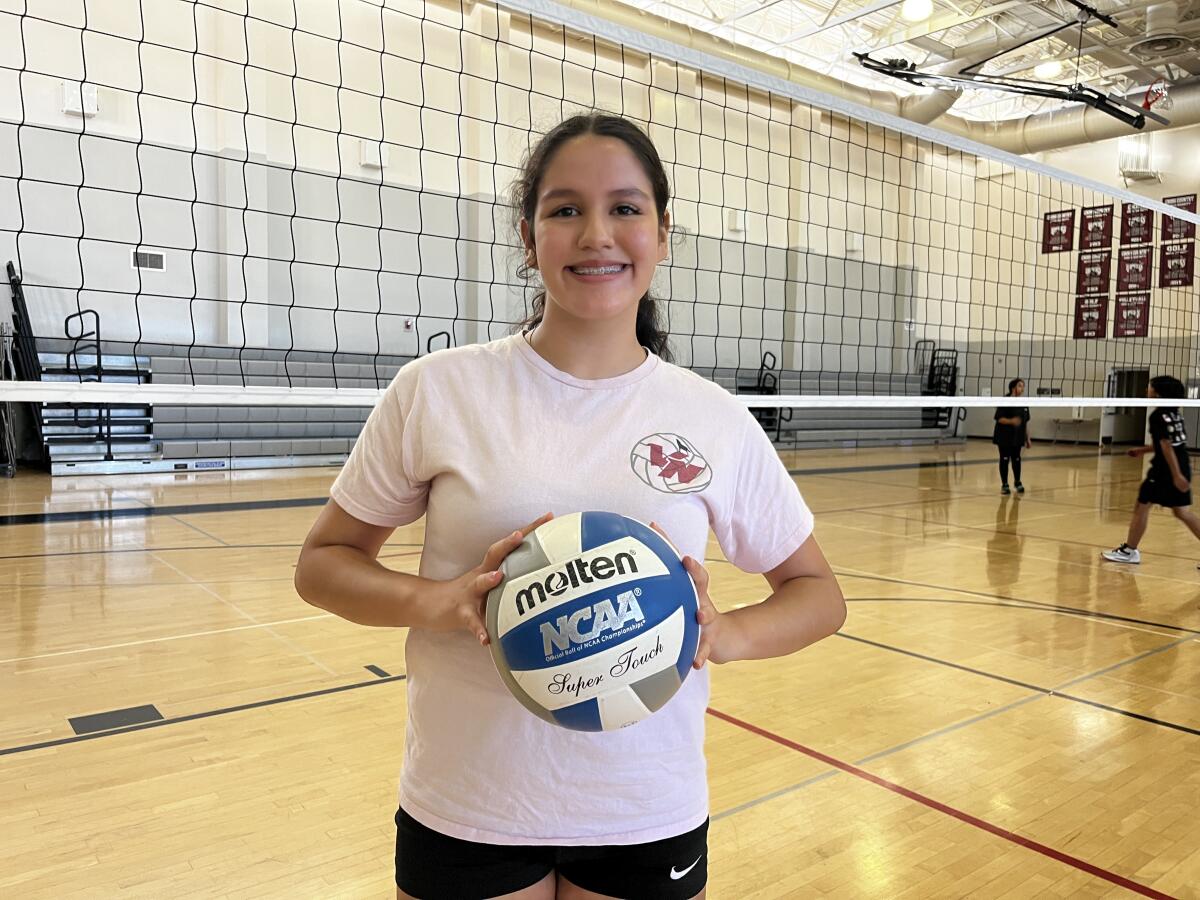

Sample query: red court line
[707,707,1177,900]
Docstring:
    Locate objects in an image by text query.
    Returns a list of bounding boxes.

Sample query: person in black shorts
[1103,375,1200,565]
[993,378,1031,495]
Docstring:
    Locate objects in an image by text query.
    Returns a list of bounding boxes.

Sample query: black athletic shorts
[1138,474,1192,508]
[395,806,708,900]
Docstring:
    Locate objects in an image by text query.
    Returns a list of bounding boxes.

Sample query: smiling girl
[295,113,846,900]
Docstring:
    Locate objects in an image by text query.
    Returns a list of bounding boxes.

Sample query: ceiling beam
[867,0,1027,51]
[717,0,798,26]
[771,0,902,45]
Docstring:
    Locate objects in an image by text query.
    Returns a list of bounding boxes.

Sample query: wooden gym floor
[2,440,1198,898]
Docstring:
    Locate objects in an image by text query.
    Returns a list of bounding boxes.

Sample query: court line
[844,596,1191,639]
[851,504,1200,564]
[787,449,1101,477]
[0,613,335,664]
[0,448,1106,529]
[0,496,329,527]
[826,519,1200,590]
[834,570,1200,635]
[704,557,1200,635]
[705,706,1176,899]
[838,631,1200,737]
[0,541,423,562]
[808,469,1134,515]
[0,672,406,757]
[150,551,338,676]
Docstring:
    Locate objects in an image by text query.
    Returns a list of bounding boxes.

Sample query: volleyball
[485,511,700,732]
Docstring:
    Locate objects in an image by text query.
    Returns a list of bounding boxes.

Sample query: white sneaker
[1102,545,1140,564]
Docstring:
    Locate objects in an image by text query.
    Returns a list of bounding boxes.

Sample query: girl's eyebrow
[540,187,650,202]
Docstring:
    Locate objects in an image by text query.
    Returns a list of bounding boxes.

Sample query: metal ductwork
[938,80,1200,154]
[1130,4,1192,59]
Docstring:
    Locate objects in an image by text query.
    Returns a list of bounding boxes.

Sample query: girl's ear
[520,219,537,269]
[657,209,671,263]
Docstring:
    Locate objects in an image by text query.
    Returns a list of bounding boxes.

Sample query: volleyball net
[2,0,1200,469]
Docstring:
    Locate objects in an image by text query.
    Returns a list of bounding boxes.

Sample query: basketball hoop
[1142,77,1173,111]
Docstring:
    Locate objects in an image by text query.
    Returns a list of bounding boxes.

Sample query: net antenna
[854,0,1171,130]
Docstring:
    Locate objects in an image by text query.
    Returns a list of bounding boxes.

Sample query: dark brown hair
[511,113,673,362]
[1151,374,1185,400]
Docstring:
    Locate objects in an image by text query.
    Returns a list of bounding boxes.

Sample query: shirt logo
[630,433,712,494]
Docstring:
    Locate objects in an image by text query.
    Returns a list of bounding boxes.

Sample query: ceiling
[619,0,1200,121]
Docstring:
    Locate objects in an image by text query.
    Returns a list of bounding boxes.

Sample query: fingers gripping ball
[485,512,700,732]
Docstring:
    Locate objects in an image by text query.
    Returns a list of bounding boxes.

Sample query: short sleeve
[993,408,1002,421]
[1149,411,1166,443]
[330,369,429,527]
[711,412,815,573]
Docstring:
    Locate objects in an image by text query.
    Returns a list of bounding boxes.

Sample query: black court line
[788,449,1101,477]
[0,449,1107,529]
[845,595,1200,635]
[364,664,391,678]
[839,574,1200,635]
[0,541,424,562]
[0,496,330,527]
[0,673,406,757]
[838,631,1200,738]
[853,502,1200,563]
[703,559,1200,635]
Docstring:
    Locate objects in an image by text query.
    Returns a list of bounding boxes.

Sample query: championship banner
[1121,202,1152,245]
[1163,193,1197,241]
[1116,245,1153,292]
[1079,204,1113,249]
[1073,295,1107,340]
[1075,249,1111,295]
[1160,241,1195,288]
[1042,209,1075,253]
[1114,294,1150,338]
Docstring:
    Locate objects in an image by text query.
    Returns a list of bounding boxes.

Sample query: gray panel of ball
[485,532,559,726]
[629,665,684,714]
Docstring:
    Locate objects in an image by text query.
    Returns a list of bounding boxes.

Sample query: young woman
[294,113,846,900]
[993,378,1031,494]
[1103,375,1200,565]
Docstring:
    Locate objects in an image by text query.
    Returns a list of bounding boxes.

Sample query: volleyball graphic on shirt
[630,433,712,494]
[485,511,700,732]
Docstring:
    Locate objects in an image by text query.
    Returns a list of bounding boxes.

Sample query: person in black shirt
[1103,375,1200,565]
[993,378,1031,495]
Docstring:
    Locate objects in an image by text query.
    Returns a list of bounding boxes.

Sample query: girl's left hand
[650,523,736,668]
[681,554,733,668]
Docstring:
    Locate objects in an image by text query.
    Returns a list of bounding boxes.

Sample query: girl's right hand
[427,513,553,645]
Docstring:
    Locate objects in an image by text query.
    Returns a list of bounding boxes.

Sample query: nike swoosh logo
[670,856,701,880]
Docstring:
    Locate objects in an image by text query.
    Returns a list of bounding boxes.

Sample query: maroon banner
[1160,241,1195,288]
[1121,202,1153,245]
[1075,249,1111,295]
[1073,295,1108,340]
[1114,294,1150,338]
[1163,193,1197,241]
[1079,204,1113,249]
[1042,209,1075,253]
[1116,245,1153,292]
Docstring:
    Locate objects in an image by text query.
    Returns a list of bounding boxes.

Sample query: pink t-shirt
[330,333,813,846]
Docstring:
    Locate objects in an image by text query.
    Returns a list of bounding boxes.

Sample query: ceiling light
[900,0,933,22]
[1034,60,1063,80]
